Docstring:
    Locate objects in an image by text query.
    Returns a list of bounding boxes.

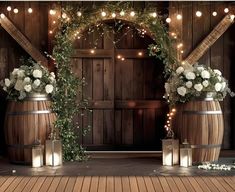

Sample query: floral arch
[52,2,178,161]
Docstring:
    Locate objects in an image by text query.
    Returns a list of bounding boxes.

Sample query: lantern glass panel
[32,146,43,168]
[46,140,62,166]
[162,139,179,166]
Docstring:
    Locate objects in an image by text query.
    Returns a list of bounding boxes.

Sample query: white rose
[177,86,187,96]
[18,91,26,100]
[17,70,25,78]
[3,87,7,91]
[14,80,24,91]
[4,78,11,87]
[12,68,19,76]
[215,83,222,92]
[33,69,42,78]
[201,70,210,79]
[33,79,41,87]
[176,66,184,74]
[23,77,31,83]
[50,72,56,79]
[221,82,227,90]
[197,66,204,71]
[24,84,32,92]
[202,80,209,87]
[164,83,170,93]
[213,69,222,76]
[217,76,222,82]
[194,83,203,92]
[185,72,196,80]
[45,84,54,94]
[185,81,192,88]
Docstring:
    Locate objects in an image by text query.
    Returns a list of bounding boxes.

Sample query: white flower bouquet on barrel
[1,59,56,100]
[164,63,234,105]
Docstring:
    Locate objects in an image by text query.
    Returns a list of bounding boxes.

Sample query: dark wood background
[0,1,235,154]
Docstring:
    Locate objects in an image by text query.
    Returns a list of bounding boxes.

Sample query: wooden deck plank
[171,177,187,192]
[0,177,9,188]
[136,176,147,192]
[30,177,46,192]
[158,177,171,192]
[64,177,77,192]
[107,176,114,192]
[0,177,15,191]
[143,176,155,192]
[151,177,164,192]
[39,177,53,192]
[5,176,23,192]
[167,177,180,192]
[180,177,195,192]
[187,177,204,192]
[21,177,39,192]
[13,177,31,192]
[129,176,139,192]
[192,177,211,192]
[209,177,227,192]
[73,177,84,192]
[215,177,234,192]
[98,176,106,192]
[81,176,91,192]
[90,176,99,192]
[47,177,62,192]
[201,177,219,192]
[114,176,122,192]
[223,177,235,191]
[56,177,69,192]
[122,176,131,192]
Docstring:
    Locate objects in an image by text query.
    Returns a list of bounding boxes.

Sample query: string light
[52,20,56,24]
[117,55,122,59]
[138,52,143,56]
[101,11,106,17]
[77,11,82,17]
[28,8,33,14]
[177,43,183,49]
[212,11,217,16]
[90,49,95,54]
[49,9,56,15]
[7,6,11,12]
[224,8,229,13]
[77,36,81,39]
[180,50,184,53]
[49,30,53,34]
[121,57,125,61]
[62,13,67,19]
[0,13,5,19]
[120,10,125,16]
[176,14,182,20]
[109,13,115,18]
[196,11,202,17]
[130,11,135,17]
[166,17,171,23]
[13,8,19,14]
[152,12,157,18]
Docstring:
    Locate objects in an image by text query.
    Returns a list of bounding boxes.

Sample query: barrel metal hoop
[183,110,222,115]
[7,110,52,115]
[25,97,50,101]
[7,144,34,149]
[191,144,221,149]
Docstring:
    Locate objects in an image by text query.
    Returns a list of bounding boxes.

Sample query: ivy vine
[52,2,178,161]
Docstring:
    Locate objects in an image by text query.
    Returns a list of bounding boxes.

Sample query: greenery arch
[52,2,179,161]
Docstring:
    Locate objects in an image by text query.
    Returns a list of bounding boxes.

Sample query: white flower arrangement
[1,59,56,100]
[164,63,234,105]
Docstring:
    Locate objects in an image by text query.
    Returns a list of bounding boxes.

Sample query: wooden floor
[0,176,234,192]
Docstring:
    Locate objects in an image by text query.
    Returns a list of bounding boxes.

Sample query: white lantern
[45,139,62,166]
[32,141,43,168]
[162,139,179,166]
[180,139,192,167]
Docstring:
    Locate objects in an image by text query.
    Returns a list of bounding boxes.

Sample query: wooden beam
[184,14,234,64]
[0,14,48,67]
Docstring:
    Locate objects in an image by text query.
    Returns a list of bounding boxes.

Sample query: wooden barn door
[72,23,167,151]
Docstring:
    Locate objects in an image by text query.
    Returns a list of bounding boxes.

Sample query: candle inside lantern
[162,139,179,166]
[32,140,43,168]
[180,139,192,167]
[45,139,62,166]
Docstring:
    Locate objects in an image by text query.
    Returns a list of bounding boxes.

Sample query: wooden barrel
[172,99,224,163]
[4,94,56,164]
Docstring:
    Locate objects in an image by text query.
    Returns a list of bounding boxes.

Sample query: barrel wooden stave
[4,97,56,164]
[172,100,224,163]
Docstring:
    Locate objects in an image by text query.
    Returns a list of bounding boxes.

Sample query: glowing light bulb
[177,43,183,49]
[52,20,56,24]
[121,57,125,61]
[7,6,11,12]
[182,61,185,65]
[13,8,19,14]
[90,49,95,54]
[172,108,176,112]
[120,10,125,16]
[77,11,82,17]
[180,50,184,53]
[111,13,116,18]
[138,52,143,56]
[117,55,121,59]
[130,11,135,17]
[101,11,106,17]
[77,36,81,39]
[166,17,171,23]
[49,9,56,15]
[0,13,5,19]
[224,8,229,13]
[176,14,182,20]
[152,12,157,18]
[196,11,202,17]
[212,11,217,16]
[49,30,53,34]
[62,13,67,19]
[28,8,33,13]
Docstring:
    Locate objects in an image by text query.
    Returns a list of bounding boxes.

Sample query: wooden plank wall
[170,2,235,149]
